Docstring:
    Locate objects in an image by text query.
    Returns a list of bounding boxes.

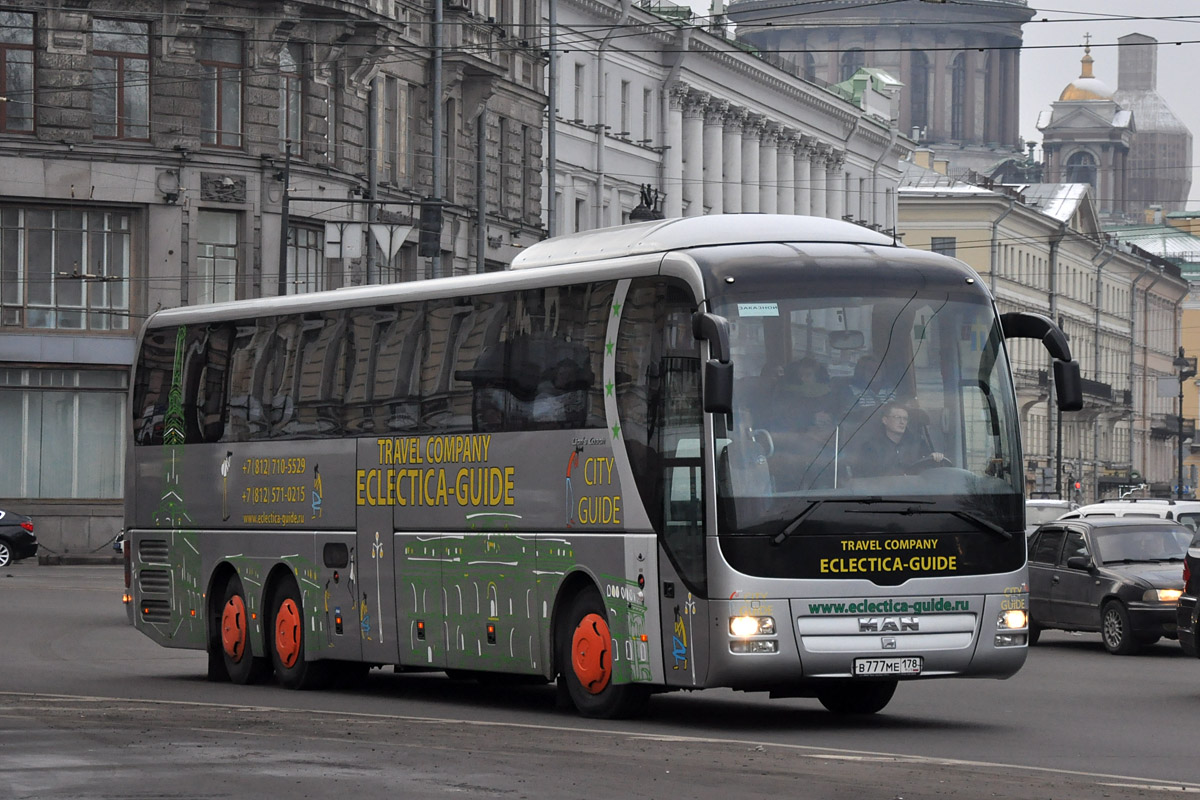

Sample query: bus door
[356,438,408,668]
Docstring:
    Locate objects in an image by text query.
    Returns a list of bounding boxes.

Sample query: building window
[574,63,585,121]
[520,124,532,221]
[0,208,131,331]
[93,19,149,140]
[443,98,456,203]
[642,87,653,141]
[1065,150,1098,190]
[620,80,630,135]
[0,12,34,133]
[196,210,238,304]
[951,53,966,140]
[931,237,957,257]
[286,225,325,294]
[910,51,929,135]
[375,75,409,185]
[200,30,243,148]
[499,117,512,216]
[279,42,303,151]
[840,49,865,82]
[0,368,128,499]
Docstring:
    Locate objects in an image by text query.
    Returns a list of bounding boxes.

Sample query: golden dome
[1058,45,1113,101]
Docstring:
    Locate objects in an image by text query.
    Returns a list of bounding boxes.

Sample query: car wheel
[556,588,649,719]
[817,679,898,714]
[219,576,271,685]
[1027,619,1041,646]
[268,577,332,690]
[1101,601,1142,655]
[0,539,11,568]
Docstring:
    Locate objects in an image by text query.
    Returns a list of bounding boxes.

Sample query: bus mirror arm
[1000,311,1083,412]
[693,311,734,415]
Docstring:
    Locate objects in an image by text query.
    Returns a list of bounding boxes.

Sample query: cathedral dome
[1059,47,1113,101]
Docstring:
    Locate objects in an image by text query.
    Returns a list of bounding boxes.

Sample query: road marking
[4,690,1200,793]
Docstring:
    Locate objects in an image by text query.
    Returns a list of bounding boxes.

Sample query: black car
[0,508,37,567]
[1176,538,1200,657]
[1027,517,1190,655]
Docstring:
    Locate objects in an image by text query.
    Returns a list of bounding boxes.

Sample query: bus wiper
[844,506,1012,541]
[772,497,932,546]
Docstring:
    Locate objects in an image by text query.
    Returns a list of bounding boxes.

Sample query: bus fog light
[997,609,1027,630]
[730,615,775,637]
[730,640,778,654]
[995,633,1027,647]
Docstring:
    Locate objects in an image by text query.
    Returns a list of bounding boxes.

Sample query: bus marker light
[487,623,496,644]
[190,609,196,617]
[417,620,426,640]
[640,634,648,642]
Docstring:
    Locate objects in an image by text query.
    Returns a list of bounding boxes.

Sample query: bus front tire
[816,679,897,715]
[219,576,271,685]
[556,589,649,719]
[268,578,332,690]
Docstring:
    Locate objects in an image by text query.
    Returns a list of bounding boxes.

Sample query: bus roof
[510,214,898,269]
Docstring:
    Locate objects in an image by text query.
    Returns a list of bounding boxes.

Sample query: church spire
[1079,34,1094,79]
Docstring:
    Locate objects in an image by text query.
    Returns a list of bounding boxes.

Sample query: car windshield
[1093,527,1192,564]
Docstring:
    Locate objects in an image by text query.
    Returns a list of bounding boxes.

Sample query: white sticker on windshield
[738,302,779,317]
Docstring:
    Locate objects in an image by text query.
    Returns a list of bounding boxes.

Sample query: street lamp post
[1174,347,1196,499]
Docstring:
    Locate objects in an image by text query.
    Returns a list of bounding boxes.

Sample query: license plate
[853,657,922,676]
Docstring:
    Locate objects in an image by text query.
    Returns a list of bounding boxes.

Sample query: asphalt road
[3,563,1199,799]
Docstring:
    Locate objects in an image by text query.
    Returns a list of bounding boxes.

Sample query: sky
[1019,1,1200,208]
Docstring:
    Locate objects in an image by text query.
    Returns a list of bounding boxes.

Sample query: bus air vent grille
[138,539,169,563]
[138,569,171,596]
[140,598,171,624]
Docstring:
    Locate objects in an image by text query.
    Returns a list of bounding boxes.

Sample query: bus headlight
[1144,588,1183,603]
[729,615,775,637]
[997,609,1027,630]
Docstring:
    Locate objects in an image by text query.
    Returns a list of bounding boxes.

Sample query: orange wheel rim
[221,594,247,662]
[274,597,302,668]
[571,612,612,694]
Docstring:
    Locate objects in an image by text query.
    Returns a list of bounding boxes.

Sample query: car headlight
[1143,588,1183,603]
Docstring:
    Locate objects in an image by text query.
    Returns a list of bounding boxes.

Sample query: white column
[794,136,813,216]
[664,85,685,218]
[827,152,846,221]
[722,109,745,213]
[777,133,795,215]
[741,115,762,213]
[758,124,779,214]
[682,92,707,217]
[703,100,727,215]
[810,146,828,218]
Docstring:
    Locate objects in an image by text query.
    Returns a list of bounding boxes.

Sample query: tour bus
[124,214,1082,717]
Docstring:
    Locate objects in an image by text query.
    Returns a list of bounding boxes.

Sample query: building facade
[0,0,546,556]
[899,158,1190,501]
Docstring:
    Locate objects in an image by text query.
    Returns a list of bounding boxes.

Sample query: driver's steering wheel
[905,454,954,472]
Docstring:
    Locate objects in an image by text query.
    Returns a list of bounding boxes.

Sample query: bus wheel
[268,578,332,690]
[556,590,649,719]
[219,577,270,685]
[816,679,897,714]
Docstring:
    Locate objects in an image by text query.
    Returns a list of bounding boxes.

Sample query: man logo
[858,616,919,633]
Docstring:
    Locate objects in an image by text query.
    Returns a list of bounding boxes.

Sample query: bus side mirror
[693,311,733,415]
[1053,359,1083,412]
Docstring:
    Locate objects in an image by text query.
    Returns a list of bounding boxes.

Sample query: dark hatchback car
[1175,539,1200,657]
[1027,518,1190,655]
[0,508,37,567]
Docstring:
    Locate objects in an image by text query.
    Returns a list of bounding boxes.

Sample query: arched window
[1065,150,1097,189]
[840,49,865,82]
[910,52,929,135]
[950,53,966,140]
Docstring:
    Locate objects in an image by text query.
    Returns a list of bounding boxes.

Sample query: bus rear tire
[556,589,649,719]
[816,679,897,715]
[219,576,271,685]
[268,578,332,690]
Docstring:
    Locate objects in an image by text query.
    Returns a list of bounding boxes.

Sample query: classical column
[703,99,728,215]
[777,131,796,215]
[810,145,829,218]
[758,123,779,214]
[794,135,814,216]
[826,151,846,221]
[722,108,746,213]
[664,83,686,218]
[741,114,762,213]
[682,91,707,217]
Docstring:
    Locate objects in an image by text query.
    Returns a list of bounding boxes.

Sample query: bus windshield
[710,276,1023,535]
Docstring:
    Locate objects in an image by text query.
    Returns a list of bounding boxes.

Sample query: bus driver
[852,402,949,478]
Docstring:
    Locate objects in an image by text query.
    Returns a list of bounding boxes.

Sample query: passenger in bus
[851,402,948,478]
[844,353,895,409]
[772,357,841,426]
